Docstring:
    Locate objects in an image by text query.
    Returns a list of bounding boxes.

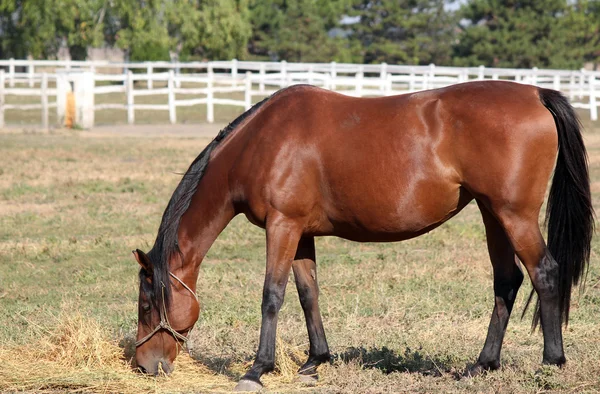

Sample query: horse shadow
[334,346,457,377]
[119,335,461,379]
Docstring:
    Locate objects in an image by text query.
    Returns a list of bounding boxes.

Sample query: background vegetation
[0,0,599,69]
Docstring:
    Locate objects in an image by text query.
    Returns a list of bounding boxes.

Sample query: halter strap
[135,271,198,348]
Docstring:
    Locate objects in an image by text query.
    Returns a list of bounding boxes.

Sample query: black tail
[524,88,595,329]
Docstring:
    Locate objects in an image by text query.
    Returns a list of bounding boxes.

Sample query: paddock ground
[1,120,599,393]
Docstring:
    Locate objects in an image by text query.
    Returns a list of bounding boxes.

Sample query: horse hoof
[234,379,263,392]
[298,373,318,385]
[463,364,485,378]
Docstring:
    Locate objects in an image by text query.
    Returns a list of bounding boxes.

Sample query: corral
[1,113,599,393]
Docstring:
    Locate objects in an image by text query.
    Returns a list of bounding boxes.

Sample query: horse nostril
[138,365,148,374]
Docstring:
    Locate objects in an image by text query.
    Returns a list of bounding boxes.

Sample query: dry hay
[0,307,314,393]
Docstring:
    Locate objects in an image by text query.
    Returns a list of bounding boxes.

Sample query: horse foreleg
[234,216,302,392]
[292,236,330,383]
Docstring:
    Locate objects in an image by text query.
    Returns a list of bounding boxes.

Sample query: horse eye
[141,304,151,313]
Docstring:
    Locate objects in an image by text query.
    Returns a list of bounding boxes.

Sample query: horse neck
[174,153,236,287]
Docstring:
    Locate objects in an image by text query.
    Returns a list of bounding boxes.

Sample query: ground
[0,118,599,393]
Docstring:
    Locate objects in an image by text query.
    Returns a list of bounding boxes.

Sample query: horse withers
[132,81,593,390]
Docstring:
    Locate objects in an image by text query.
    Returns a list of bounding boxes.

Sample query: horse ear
[133,249,153,274]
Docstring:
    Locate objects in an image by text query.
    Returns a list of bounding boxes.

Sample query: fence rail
[0,59,599,128]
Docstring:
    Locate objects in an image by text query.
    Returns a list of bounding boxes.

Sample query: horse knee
[262,286,285,315]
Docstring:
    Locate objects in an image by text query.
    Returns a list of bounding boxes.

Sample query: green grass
[1,127,600,393]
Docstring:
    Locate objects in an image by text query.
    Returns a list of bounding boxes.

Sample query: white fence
[0,59,599,128]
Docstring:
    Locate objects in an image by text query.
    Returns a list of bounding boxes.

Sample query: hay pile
[0,310,313,393]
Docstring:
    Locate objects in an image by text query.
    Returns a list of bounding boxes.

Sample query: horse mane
[141,94,273,310]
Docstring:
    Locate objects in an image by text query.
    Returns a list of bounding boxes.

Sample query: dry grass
[0,303,311,393]
[1,122,600,393]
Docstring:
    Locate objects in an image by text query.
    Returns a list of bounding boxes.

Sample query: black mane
[141,95,273,310]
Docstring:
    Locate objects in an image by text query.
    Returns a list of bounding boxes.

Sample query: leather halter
[135,271,198,347]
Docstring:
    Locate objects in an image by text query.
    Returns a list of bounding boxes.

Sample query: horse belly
[322,177,467,242]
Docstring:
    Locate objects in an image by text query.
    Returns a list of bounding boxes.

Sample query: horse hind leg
[292,236,330,383]
[487,205,565,367]
[468,202,524,376]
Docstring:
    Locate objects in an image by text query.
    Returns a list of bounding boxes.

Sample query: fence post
[308,64,314,85]
[147,64,153,89]
[531,67,538,85]
[385,73,392,96]
[41,73,48,129]
[478,65,485,80]
[280,60,287,88]
[127,71,134,125]
[428,64,436,89]
[356,66,363,96]
[8,58,14,87]
[168,70,176,124]
[259,63,265,93]
[590,74,598,122]
[206,67,214,123]
[0,70,4,128]
[330,61,337,90]
[28,61,35,87]
[409,68,416,92]
[245,72,252,110]
[232,59,238,88]
[553,75,560,91]
[380,62,387,92]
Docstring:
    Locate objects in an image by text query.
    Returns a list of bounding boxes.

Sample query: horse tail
[524,88,594,328]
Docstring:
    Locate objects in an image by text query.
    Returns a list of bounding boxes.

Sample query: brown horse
[132,81,593,391]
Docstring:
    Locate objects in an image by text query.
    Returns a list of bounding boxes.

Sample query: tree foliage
[0,0,598,70]
[349,0,458,65]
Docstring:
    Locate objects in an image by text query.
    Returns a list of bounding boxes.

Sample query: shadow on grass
[335,346,457,377]
[119,336,460,380]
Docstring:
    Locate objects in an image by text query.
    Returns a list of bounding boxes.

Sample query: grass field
[1,116,600,393]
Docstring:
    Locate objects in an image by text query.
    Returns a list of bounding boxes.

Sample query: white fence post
[76,71,95,129]
[478,65,485,80]
[0,70,4,128]
[41,73,48,129]
[308,64,314,85]
[356,66,364,96]
[259,64,265,93]
[280,60,287,88]
[553,75,560,91]
[330,61,337,90]
[245,72,252,110]
[207,67,214,123]
[147,64,153,89]
[385,73,392,96]
[127,71,134,125]
[168,70,176,124]
[429,64,436,89]
[8,58,14,87]
[28,61,35,87]
[590,74,598,122]
[232,59,238,88]
[409,68,416,92]
[380,62,387,92]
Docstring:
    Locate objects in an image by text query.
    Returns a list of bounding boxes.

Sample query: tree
[453,0,573,68]
[348,0,458,65]
[248,0,360,62]
[0,0,104,60]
